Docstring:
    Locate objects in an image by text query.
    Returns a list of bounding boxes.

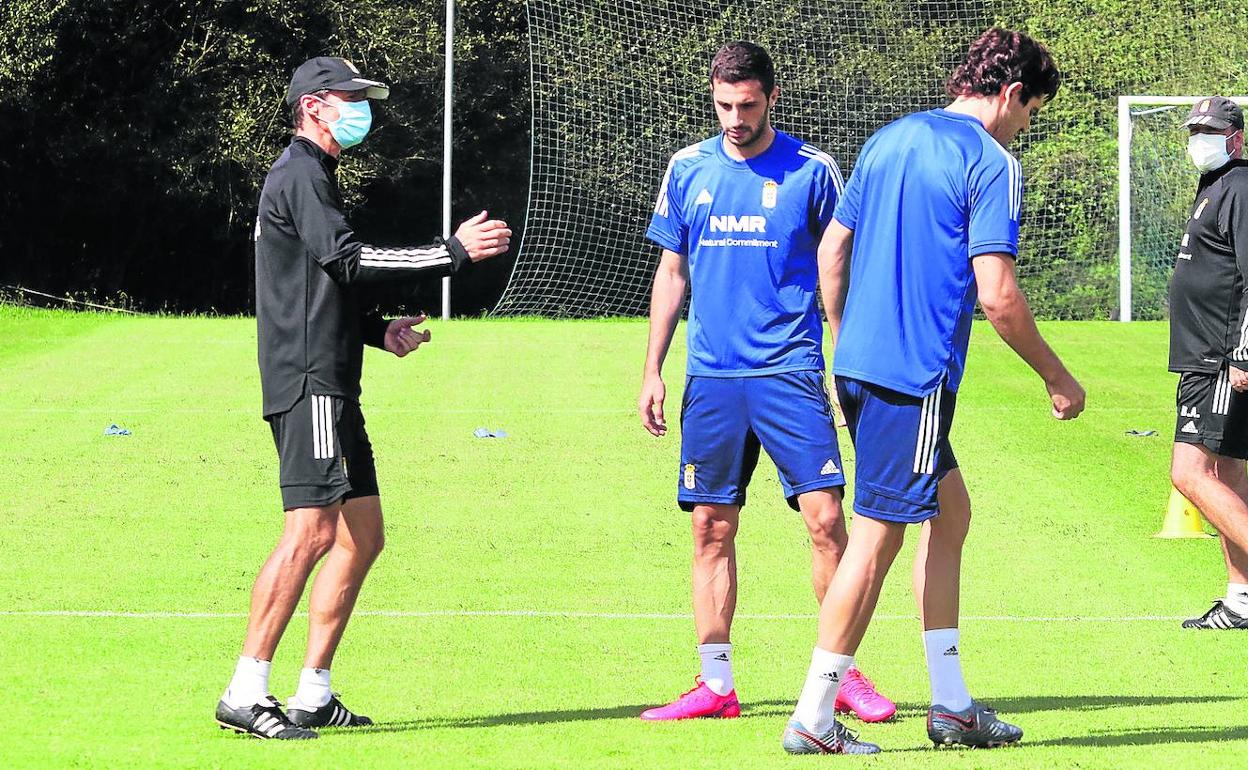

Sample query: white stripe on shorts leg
[311,396,323,459]
[317,395,329,459]
[913,391,934,474]
[1215,369,1230,416]
[323,396,335,458]
[924,387,943,474]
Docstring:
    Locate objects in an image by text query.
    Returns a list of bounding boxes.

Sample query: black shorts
[267,390,379,510]
[1175,367,1248,460]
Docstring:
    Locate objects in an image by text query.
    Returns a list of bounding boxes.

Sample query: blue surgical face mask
[313,96,372,149]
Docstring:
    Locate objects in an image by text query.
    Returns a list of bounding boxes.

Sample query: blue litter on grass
[104,424,131,436]
[1125,429,1157,437]
[473,427,508,439]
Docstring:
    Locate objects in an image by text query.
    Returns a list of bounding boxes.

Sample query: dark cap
[1182,96,1244,131]
[286,56,389,106]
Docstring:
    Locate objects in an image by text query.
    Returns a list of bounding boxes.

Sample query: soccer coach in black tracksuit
[215,57,511,739]
[1168,95,1248,632]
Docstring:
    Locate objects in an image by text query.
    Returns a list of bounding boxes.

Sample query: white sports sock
[293,667,333,708]
[222,656,271,709]
[1224,582,1248,615]
[923,628,972,711]
[793,647,854,734]
[698,643,734,696]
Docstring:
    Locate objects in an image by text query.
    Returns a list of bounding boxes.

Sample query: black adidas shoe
[1182,599,1248,629]
[286,694,374,728]
[927,701,1022,748]
[216,696,318,740]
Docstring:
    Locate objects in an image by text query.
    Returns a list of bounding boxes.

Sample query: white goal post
[1117,95,1248,322]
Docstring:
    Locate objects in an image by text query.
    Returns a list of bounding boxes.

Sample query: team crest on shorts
[762,180,778,209]
[683,463,696,490]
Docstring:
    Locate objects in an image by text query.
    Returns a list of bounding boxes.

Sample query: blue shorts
[678,370,846,512]
[835,376,959,524]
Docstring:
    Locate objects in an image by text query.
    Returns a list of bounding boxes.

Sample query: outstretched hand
[454,210,512,262]
[384,315,431,358]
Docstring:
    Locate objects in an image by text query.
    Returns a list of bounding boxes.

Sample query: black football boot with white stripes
[286,694,374,728]
[1182,599,1248,629]
[216,696,318,739]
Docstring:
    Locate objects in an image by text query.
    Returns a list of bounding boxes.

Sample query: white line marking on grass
[0,610,1186,622]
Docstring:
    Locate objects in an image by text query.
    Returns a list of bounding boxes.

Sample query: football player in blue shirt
[638,41,895,724]
[781,29,1085,755]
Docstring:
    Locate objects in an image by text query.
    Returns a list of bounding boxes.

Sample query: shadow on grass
[354,693,1241,735]
[1024,725,1248,747]
[357,700,792,734]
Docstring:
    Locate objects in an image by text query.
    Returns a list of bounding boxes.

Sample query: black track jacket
[254,136,469,416]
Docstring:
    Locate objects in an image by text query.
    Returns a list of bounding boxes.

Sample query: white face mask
[1187,132,1231,173]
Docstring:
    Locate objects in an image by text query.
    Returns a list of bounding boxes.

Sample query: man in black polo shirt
[215,57,511,739]
[1168,95,1248,631]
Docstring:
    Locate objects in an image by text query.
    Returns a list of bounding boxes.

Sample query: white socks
[293,667,333,708]
[698,643,734,696]
[1224,582,1248,615]
[793,647,854,733]
[923,628,972,711]
[222,656,271,709]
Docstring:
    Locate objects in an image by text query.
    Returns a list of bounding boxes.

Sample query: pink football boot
[834,667,896,722]
[640,677,741,721]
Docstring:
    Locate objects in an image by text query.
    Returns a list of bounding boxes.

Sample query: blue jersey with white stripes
[831,109,1022,396]
[647,130,843,376]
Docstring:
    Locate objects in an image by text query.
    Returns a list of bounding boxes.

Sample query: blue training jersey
[832,109,1021,396]
[647,130,843,377]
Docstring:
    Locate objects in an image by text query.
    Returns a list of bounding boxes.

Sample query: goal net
[495,1,1240,320]
[494,0,994,317]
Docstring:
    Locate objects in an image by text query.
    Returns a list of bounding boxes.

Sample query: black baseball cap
[1182,96,1244,131]
[286,56,390,106]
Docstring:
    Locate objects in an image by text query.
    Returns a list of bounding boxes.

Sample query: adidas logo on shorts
[1181,420,1199,434]
[819,459,839,475]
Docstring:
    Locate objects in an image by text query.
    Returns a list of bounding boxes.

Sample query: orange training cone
[1156,487,1215,538]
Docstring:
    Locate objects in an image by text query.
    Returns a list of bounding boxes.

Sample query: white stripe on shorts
[1214,368,1232,416]
[311,395,323,459]
[310,395,336,460]
[912,388,943,475]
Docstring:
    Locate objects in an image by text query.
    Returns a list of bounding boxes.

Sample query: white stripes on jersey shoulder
[913,388,944,475]
[797,144,846,195]
[310,395,337,460]
[359,244,450,270]
[654,144,706,217]
[988,143,1023,221]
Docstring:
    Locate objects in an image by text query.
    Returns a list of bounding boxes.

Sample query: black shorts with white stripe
[1175,366,1248,460]
[266,387,379,510]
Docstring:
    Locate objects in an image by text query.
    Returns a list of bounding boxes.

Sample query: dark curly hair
[946,28,1060,105]
[709,41,775,94]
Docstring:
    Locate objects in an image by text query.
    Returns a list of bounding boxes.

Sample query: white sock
[793,647,854,733]
[698,643,734,696]
[222,656,271,708]
[293,667,333,708]
[1224,582,1248,615]
[923,628,972,711]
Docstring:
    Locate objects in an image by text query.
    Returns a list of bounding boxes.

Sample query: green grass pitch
[0,304,1244,768]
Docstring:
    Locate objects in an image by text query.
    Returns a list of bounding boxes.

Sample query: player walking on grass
[781,29,1085,755]
[214,57,510,740]
[637,41,895,724]
[1168,96,1248,631]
